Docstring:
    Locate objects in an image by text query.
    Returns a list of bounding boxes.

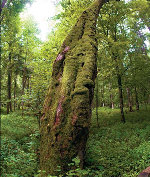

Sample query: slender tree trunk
[112,22,125,123]
[7,52,12,114]
[26,77,30,108]
[112,53,125,122]
[40,0,105,175]
[0,5,1,117]
[126,87,133,112]
[14,78,17,111]
[101,81,105,107]
[109,82,114,109]
[117,74,125,123]
[110,94,114,109]
[143,91,148,110]
[27,76,29,91]
[22,68,27,116]
[148,95,150,105]
[18,103,20,110]
[95,77,100,127]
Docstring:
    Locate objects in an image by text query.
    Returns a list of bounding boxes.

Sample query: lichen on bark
[40,0,105,176]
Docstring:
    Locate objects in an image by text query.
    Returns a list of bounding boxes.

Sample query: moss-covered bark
[40,0,105,175]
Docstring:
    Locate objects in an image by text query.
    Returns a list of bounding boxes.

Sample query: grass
[86,106,150,177]
[1,111,39,140]
[1,106,150,176]
[1,111,39,177]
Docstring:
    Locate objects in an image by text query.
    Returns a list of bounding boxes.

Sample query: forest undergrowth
[86,106,150,177]
[1,106,150,177]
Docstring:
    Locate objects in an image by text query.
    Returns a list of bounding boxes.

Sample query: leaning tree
[40,0,106,175]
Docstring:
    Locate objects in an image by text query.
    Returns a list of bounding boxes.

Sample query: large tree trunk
[40,0,105,175]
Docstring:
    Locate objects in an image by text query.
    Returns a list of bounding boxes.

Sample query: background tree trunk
[40,0,105,175]
[101,81,105,107]
[117,74,125,123]
[95,77,100,127]
[110,93,114,109]
[135,87,139,110]
[21,68,27,117]
[7,52,12,114]
[109,82,114,109]
[126,87,133,112]
[14,78,17,111]
[112,24,125,122]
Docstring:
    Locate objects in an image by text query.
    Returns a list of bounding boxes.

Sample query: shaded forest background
[0,0,150,176]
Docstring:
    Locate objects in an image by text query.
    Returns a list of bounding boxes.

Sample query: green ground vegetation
[86,106,150,177]
[1,106,150,176]
[1,111,39,177]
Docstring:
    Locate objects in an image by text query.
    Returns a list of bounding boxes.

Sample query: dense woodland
[0,0,150,176]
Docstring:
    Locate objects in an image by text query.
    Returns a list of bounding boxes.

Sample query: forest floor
[86,106,150,177]
[1,106,150,177]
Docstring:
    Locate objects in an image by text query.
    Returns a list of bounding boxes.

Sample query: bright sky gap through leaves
[21,0,58,41]
[21,0,149,48]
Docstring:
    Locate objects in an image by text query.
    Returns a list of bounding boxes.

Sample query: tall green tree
[1,0,38,113]
[95,0,149,116]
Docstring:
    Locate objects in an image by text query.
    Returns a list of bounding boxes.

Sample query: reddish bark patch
[55,46,70,62]
[53,96,65,127]
[72,114,78,125]
[63,46,70,54]
[56,54,64,61]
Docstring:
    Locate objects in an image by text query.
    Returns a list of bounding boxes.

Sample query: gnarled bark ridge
[40,0,105,175]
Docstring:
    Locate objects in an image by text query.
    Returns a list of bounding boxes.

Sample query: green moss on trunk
[40,0,105,176]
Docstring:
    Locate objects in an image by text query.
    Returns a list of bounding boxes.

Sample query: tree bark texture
[40,0,105,175]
